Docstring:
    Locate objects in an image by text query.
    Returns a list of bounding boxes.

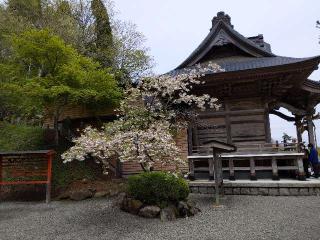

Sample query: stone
[308,188,316,196]
[199,187,208,194]
[279,188,290,196]
[69,189,94,201]
[233,188,240,195]
[207,187,214,194]
[190,186,198,193]
[57,191,70,200]
[109,189,120,197]
[240,188,250,195]
[160,206,177,221]
[188,206,201,216]
[258,188,269,196]
[94,191,109,198]
[299,188,309,196]
[186,199,196,208]
[178,201,189,217]
[269,188,279,196]
[224,188,233,195]
[139,206,160,218]
[120,196,143,214]
[249,188,258,195]
[289,188,299,196]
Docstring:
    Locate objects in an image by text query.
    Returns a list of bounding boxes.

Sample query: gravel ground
[1,194,320,240]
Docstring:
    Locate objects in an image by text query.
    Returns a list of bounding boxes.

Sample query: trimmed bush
[0,121,45,151]
[128,171,190,207]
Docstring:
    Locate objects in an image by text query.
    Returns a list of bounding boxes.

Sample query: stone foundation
[189,179,320,196]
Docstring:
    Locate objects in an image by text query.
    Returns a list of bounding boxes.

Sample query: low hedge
[0,121,45,151]
[127,171,189,207]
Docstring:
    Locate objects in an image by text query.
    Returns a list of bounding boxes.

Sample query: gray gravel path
[1,195,320,240]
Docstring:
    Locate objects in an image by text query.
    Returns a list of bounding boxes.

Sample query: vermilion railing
[0,150,55,203]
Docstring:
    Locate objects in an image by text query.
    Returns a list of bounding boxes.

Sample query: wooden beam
[275,102,307,115]
[269,109,296,122]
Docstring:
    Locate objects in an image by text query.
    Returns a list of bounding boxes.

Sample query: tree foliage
[62,62,223,172]
[3,29,122,144]
[91,0,114,67]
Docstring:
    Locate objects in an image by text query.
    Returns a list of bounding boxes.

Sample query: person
[308,143,319,178]
[301,144,310,178]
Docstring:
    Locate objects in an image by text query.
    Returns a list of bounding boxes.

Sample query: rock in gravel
[139,206,160,218]
[120,196,143,214]
[160,206,177,221]
[188,206,201,216]
[178,201,189,217]
[128,199,143,214]
[186,199,196,208]
[69,189,94,201]
[94,191,109,198]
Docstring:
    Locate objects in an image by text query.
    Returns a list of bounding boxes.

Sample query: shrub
[0,121,45,151]
[127,171,190,207]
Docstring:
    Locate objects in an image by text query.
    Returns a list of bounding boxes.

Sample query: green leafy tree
[91,0,114,67]
[7,0,43,27]
[10,29,122,145]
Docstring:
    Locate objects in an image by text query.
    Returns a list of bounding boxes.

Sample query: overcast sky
[114,0,320,142]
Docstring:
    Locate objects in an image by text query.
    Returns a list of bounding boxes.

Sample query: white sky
[115,0,320,143]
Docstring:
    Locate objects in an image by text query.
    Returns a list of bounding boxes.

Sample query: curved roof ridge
[176,12,276,69]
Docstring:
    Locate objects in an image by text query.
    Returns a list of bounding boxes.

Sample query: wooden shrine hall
[170,12,320,181]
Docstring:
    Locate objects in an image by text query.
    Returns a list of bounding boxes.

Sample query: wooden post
[225,101,232,144]
[189,159,195,180]
[187,126,193,155]
[208,157,214,180]
[250,157,257,180]
[46,153,53,203]
[296,156,306,181]
[271,157,279,180]
[0,155,2,196]
[213,151,220,206]
[295,120,302,144]
[228,158,235,180]
[265,103,271,143]
[307,115,315,146]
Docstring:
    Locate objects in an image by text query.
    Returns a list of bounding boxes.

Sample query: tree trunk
[53,113,59,146]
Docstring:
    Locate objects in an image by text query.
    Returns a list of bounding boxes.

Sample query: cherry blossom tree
[62,62,224,173]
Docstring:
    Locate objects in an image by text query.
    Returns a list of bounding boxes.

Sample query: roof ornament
[211,11,233,29]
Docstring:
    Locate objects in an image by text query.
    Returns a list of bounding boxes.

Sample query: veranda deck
[188,152,305,181]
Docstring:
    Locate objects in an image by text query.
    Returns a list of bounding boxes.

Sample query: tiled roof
[169,56,320,76]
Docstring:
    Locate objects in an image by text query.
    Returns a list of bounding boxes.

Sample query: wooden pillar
[250,157,257,180]
[189,159,195,180]
[192,125,200,150]
[213,151,221,205]
[187,126,193,155]
[46,153,53,204]
[208,157,214,180]
[0,155,2,196]
[296,156,306,181]
[271,157,279,180]
[225,101,232,144]
[307,115,316,146]
[228,158,235,180]
[264,103,271,143]
[295,119,303,144]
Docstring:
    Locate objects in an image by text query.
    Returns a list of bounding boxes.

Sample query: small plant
[127,171,189,207]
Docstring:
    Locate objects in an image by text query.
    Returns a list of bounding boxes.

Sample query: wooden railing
[192,143,300,155]
[0,150,55,203]
[188,143,306,181]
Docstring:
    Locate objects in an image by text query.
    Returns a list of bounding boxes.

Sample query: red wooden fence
[0,150,55,203]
